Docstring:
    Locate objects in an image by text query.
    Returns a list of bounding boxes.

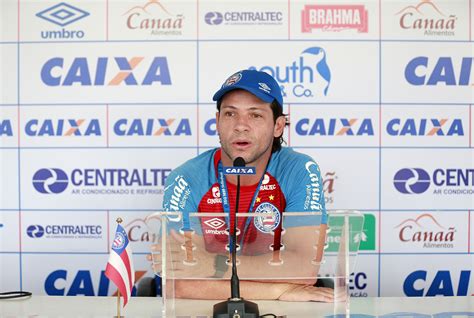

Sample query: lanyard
[217,160,266,249]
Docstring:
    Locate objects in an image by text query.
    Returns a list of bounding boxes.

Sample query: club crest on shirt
[254,202,281,233]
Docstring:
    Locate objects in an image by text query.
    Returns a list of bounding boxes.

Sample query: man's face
[216,89,285,166]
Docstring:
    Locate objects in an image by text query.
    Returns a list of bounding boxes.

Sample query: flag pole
[117,290,121,318]
[116,217,122,318]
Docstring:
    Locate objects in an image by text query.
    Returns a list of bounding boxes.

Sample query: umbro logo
[204,218,225,230]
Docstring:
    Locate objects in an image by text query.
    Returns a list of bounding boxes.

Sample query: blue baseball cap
[212,69,283,108]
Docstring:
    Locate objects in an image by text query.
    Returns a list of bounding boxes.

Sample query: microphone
[213,157,259,318]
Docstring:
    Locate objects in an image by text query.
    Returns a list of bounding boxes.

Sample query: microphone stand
[213,158,259,318]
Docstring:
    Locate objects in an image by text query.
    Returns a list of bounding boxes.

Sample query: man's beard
[220,138,273,166]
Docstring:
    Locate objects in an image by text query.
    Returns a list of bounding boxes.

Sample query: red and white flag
[105,223,135,306]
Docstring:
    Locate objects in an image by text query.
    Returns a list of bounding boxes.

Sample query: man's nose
[234,114,250,131]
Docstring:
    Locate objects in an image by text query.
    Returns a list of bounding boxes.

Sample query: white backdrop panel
[381,105,469,147]
[0,211,19,252]
[380,254,474,297]
[20,148,195,210]
[290,105,379,147]
[199,0,287,40]
[20,105,107,148]
[0,0,18,42]
[19,42,197,104]
[380,211,469,253]
[381,148,474,210]
[290,0,379,40]
[297,148,379,210]
[1,44,18,105]
[0,254,20,291]
[199,41,379,104]
[380,0,469,41]
[381,42,473,104]
[0,150,19,209]
[1,106,18,148]
[21,211,108,253]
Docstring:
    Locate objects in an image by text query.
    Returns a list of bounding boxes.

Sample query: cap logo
[258,82,271,93]
[223,72,242,87]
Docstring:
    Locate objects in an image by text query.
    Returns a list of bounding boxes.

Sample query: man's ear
[274,115,286,137]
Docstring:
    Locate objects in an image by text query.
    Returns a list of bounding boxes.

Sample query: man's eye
[251,113,263,118]
[224,111,234,117]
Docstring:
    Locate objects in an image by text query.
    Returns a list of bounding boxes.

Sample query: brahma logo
[395,214,456,249]
[25,119,101,136]
[123,0,184,36]
[326,213,375,251]
[396,0,457,37]
[394,168,474,196]
[393,168,430,194]
[27,225,45,238]
[296,118,374,136]
[301,4,368,33]
[41,57,172,87]
[0,120,13,136]
[387,118,464,136]
[113,118,191,136]
[249,46,331,99]
[33,168,69,194]
[36,2,89,39]
[204,10,283,26]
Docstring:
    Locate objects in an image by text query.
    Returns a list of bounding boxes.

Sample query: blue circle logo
[254,202,281,234]
[393,168,431,194]
[27,225,45,238]
[32,168,69,194]
[204,12,223,25]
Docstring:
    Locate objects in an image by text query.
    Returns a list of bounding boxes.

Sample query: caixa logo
[25,119,101,136]
[32,167,171,195]
[44,270,146,296]
[0,120,13,136]
[394,168,474,195]
[405,57,473,86]
[404,270,472,296]
[113,118,191,136]
[387,118,464,136]
[249,47,331,99]
[295,118,374,136]
[36,2,89,39]
[41,57,172,86]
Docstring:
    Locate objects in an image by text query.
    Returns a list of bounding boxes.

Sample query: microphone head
[233,157,245,167]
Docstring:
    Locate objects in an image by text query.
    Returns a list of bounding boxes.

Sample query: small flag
[105,221,135,307]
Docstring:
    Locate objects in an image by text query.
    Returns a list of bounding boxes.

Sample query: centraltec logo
[25,119,101,137]
[301,4,368,33]
[394,168,474,195]
[27,224,102,239]
[27,225,45,238]
[123,0,184,36]
[396,0,457,37]
[36,2,89,39]
[113,118,191,136]
[33,168,69,194]
[41,56,172,87]
[32,167,170,195]
[395,214,456,249]
[405,57,473,86]
[249,47,331,99]
[204,11,283,26]
[0,120,13,136]
[296,118,374,136]
[387,118,464,136]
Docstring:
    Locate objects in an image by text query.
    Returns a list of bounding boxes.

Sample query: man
[160,70,332,302]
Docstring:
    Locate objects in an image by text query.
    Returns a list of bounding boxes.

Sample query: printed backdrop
[1,0,473,298]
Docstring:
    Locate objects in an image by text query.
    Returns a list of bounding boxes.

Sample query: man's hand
[278,284,335,302]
